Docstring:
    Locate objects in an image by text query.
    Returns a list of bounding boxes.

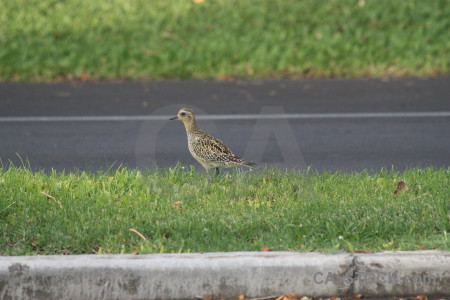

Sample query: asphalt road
[0,77,449,172]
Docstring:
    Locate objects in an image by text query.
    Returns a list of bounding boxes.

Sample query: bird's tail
[241,160,256,167]
[229,156,256,167]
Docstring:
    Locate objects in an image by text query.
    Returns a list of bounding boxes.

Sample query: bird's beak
[169,116,178,120]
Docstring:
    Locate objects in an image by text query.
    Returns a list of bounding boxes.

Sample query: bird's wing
[193,135,238,162]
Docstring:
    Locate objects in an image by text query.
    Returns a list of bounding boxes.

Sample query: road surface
[0,77,449,172]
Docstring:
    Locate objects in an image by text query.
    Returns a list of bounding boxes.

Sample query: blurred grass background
[0,0,449,81]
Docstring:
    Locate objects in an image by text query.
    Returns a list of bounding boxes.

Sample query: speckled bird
[170,108,255,180]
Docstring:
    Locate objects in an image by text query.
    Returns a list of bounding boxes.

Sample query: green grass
[1,165,449,255]
[0,0,449,81]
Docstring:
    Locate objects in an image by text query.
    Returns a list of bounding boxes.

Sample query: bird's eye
[180,112,186,116]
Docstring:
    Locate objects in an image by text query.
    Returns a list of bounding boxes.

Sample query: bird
[170,108,255,180]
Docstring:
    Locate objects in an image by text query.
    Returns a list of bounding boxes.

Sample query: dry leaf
[129,228,148,241]
[80,73,88,81]
[260,248,272,252]
[383,241,394,248]
[394,180,409,195]
[354,293,363,299]
[40,191,63,209]
[416,296,427,300]
[171,201,182,208]
[216,74,235,81]
[241,90,255,101]
[354,249,373,253]
[196,295,214,300]
[40,191,55,199]
[132,247,140,255]
[276,294,300,300]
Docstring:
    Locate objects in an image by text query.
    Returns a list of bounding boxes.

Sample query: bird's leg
[214,167,220,178]
[205,168,213,182]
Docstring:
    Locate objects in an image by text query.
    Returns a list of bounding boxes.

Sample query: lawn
[1,165,448,256]
[0,0,449,81]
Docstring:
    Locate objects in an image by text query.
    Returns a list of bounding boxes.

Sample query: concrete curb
[1,251,449,299]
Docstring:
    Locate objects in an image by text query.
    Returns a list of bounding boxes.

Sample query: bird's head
[170,108,195,124]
